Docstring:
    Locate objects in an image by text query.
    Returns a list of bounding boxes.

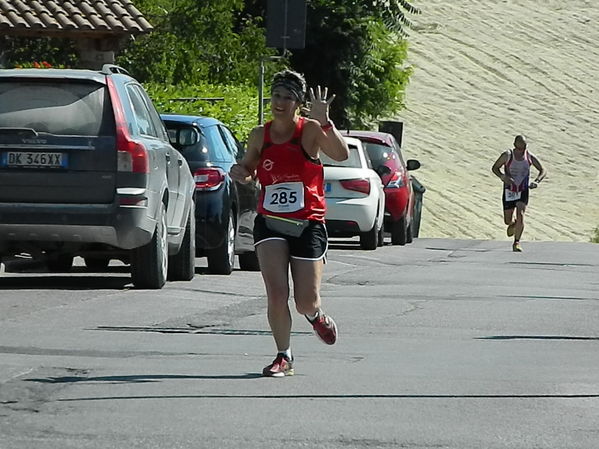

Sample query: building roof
[0,0,153,38]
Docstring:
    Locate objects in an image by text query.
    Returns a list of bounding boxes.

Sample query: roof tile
[0,0,152,35]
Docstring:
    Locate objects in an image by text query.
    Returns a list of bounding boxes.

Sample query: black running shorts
[502,188,529,210]
[253,214,328,260]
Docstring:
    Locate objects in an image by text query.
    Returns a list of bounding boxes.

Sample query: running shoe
[309,313,338,345]
[512,242,523,252]
[262,354,294,377]
[506,222,516,237]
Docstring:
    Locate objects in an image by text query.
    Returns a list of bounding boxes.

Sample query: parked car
[160,114,259,274]
[0,65,196,288]
[320,137,385,250]
[342,130,421,245]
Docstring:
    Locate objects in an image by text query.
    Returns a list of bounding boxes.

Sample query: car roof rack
[101,64,130,76]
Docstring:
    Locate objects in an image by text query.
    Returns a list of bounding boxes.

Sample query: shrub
[591,227,599,243]
[145,82,259,142]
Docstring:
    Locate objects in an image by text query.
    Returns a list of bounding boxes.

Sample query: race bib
[263,182,304,213]
[505,189,521,202]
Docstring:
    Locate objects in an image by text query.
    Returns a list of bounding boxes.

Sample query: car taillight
[194,168,225,191]
[386,171,405,188]
[340,178,370,195]
[106,77,150,174]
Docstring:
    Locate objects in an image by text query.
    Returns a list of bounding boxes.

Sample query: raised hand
[305,85,335,125]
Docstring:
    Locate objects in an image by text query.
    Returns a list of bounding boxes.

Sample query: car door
[128,84,182,230]
[218,124,257,251]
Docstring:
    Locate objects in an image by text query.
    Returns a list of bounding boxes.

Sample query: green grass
[591,227,599,243]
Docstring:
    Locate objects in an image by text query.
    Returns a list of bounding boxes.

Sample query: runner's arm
[230,126,263,184]
[530,154,547,183]
[305,119,349,162]
[491,151,510,183]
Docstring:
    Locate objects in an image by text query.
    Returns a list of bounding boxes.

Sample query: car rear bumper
[325,219,361,237]
[0,202,156,250]
[325,198,377,234]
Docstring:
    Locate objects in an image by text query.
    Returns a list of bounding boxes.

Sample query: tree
[117,0,272,85]
[371,0,421,37]
[0,36,77,68]
[289,0,417,128]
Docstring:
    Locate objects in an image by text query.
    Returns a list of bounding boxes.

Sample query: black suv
[0,65,196,288]
[161,114,259,274]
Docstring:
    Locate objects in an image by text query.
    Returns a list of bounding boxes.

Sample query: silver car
[0,65,196,288]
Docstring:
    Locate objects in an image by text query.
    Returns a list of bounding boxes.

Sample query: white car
[321,137,385,250]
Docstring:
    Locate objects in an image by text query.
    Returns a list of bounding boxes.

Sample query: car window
[391,139,407,165]
[0,79,115,136]
[165,123,232,163]
[134,85,169,141]
[203,125,230,162]
[218,125,243,159]
[320,143,363,168]
[164,124,210,161]
[362,142,402,171]
[126,85,158,138]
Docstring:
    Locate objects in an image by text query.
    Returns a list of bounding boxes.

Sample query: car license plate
[325,182,332,193]
[1,151,67,168]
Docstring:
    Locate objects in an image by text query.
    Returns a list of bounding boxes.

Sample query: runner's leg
[503,208,515,226]
[514,202,526,241]
[290,258,337,345]
[290,258,324,316]
[256,240,292,352]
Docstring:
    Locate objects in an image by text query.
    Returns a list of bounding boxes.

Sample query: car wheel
[131,203,168,289]
[207,210,235,275]
[168,204,196,281]
[46,254,73,272]
[238,251,260,271]
[406,221,413,244]
[377,223,384,247]
[360,221,378,250]
[391,216,407,246]
[84,257,110,271]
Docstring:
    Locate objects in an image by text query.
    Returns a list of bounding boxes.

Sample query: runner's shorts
[502,188,529,210]
[253,214,328,261]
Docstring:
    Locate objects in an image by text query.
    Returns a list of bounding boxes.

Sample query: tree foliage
[0,0,419,134]
[290,0,414,129]
[0,36,77,68]
[146,82,258,140]
[117,0,273,85]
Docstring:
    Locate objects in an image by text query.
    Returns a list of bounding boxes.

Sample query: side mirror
[406,159,421,171]
[375,165,392,177]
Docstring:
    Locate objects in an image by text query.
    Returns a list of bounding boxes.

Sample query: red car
[342,131,421,245]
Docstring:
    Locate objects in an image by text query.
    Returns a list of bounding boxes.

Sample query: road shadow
[478,335,599,341]
[56,392,599,402]
[26,373,263,384]
[0,275,132,290]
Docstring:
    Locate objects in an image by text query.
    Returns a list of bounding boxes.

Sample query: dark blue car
[161,114,259,274]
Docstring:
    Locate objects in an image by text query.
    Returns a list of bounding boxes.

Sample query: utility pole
[259,0,306,125]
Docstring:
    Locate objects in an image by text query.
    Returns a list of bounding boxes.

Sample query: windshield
[0,79,115,136]
[362,142,401,171]
[320,143,362,168]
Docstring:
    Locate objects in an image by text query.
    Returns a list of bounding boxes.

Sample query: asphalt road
[0,238,597,449]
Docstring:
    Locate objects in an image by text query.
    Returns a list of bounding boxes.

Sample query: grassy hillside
[400,0,599,242]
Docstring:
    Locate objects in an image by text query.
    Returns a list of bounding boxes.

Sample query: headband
[271,78,305,102]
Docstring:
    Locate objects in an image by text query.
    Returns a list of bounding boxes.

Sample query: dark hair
[514,135,526,143]
[271,69,307,102]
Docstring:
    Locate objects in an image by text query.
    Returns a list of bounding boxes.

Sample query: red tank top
[256,117,326,221]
